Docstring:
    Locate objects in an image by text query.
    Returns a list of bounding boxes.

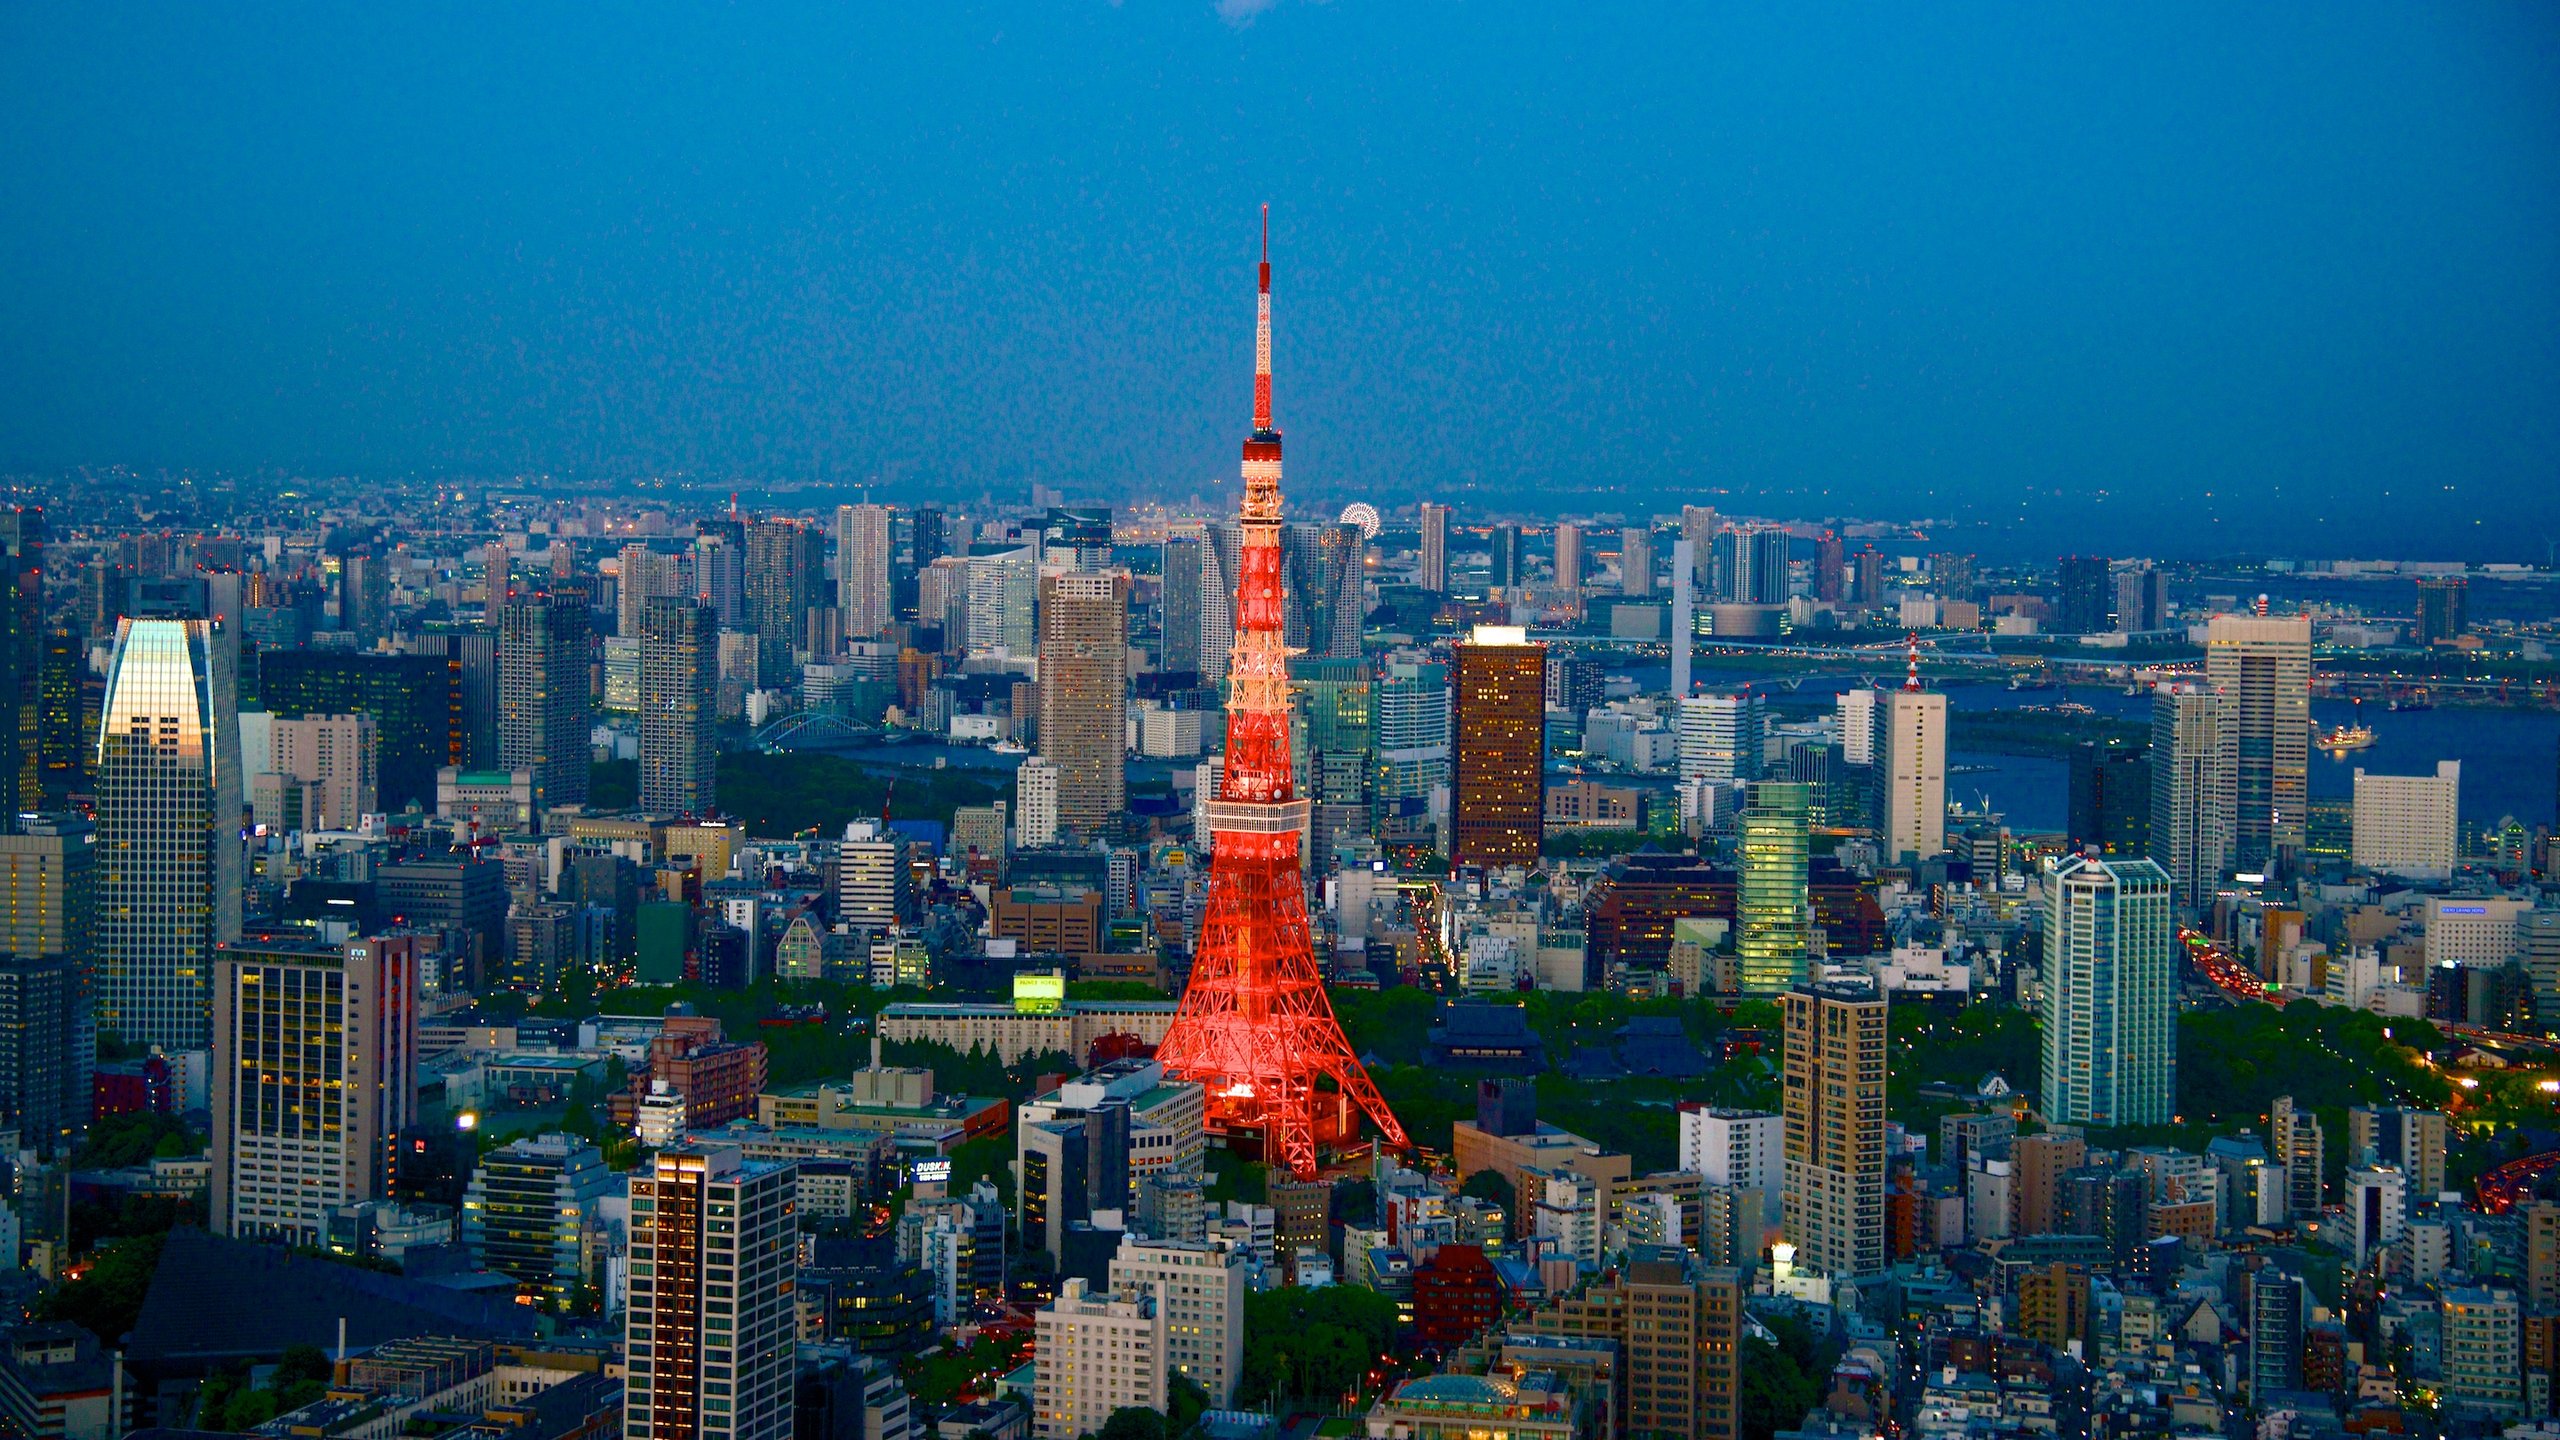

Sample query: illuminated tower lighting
[1156,210,1408,1178]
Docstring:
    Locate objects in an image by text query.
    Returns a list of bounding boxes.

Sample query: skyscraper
[618,543,697,640]
[2067,740,2153,857]
[1375,655,1451,822]
[1669,538,1695,699]
[1014,756,1060,849]
[744,516,825,682]
[1107,1240,1247,1406]
[1451,626,1545,867]
[1489,524,1523,594]
[1738,782,1812,996]
[1282,522,1366,661]
[0,507,45,818]
[498,592,592,819]
[95,619,242,1049]
[2415,576,2468,646]
[2352,761,2460,880]
[257,649,462,813]
[2113,565,2166,633]
[640,598,718,816]
[2204,613,2312,869]
[1552,523,1583,601]
[1036,571,1129,838]
[1160,532,1204,677]
[211,934,417,1244]
[2149,685,2230,907]
[341,544,392,648]
[37,624,88,805]
[2057,555,2112,633]
[1877,683,1947,863]
[1783,977,1887,1279]
[834,504,894,640]
[1620,526,1655,597]
[462,1132,615,1310]
[1291,657,1375,871]
[265,713,380,830]
[1813,530,1844,604]
[1676,691,1764,786]
[2040,854,2175,1127]
[1680,506,1719,589]
[626,1144,799,1440]
[0,955,84,1155]
[1418,503,1450,593]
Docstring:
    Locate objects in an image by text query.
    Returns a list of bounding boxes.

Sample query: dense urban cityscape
[4,11,2559,1440]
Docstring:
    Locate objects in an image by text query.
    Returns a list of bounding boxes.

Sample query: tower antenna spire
[1253,203,1274,436]
[1905,633,1923,692]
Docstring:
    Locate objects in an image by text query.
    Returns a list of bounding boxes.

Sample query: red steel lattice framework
[1155,209,1408,1178]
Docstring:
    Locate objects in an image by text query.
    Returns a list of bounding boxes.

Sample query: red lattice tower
[1156,208,1409,1178]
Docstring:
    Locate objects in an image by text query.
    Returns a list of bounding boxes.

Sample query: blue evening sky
[2,4,2555,558]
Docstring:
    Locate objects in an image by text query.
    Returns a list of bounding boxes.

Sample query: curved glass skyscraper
[95,618,241,1049]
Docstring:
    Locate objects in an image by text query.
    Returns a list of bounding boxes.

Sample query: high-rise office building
[2204,614,2311,869]
[1737,526,1790,605]
[1036,571,1129,838]
[1620,526,1655,597]
[95,619,242,1049]
[2416,577,2468,646]
[461,1131,615,1310]
[626,1143,799,1440]
[1515,1247,1743,1440]
[1783,977,1887,1279]
[2272,1096,2325,1218]
[618,543,697,640]
[744,517,825,682]
[37,625,88,805]
[2148,685,2230,908]
[2067,740,2152,857]
[1813,530,1845,604]
[1737,783,1812,996]
[1376,656,1451,819]
[1280,522,1365,661]
[0,955,83,1154]
[1876,685,1947,863]
[834,504,894,640]
[1451,626,1544,868]
[0,507,44,819]
[1418,503,1450,594]
[1107,1240,1247,1406]
[2114,565,2166,633]
[2040,855,2176,1127]
[498,592,592,819]
[1680,506,1719,586]
[1668,539,1695,699]
[965,547,1039,658]
[0,814,94,975]
[1291,657,1375,870]
[1835,689,1876,768]
[210,934,417,1245]
[1489,524,1523,594]
[640,598,718,816]
[266,713,379,831]
[1675,691,1764,786]
[1160,532,1204,677]
[257,649,462,813]
[2057,555,2112,633]
[1552,523,1583,600]
[341,545,392,649]
[2352,761,2459,880]
[389,626,500,769]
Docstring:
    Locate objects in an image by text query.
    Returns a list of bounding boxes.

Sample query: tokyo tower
[1155,209,1409,1179]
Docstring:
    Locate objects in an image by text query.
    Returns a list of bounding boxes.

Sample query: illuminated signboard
[2442,905,2488,915]
[1013,972,1066,1014]
[912,1158,954,1185]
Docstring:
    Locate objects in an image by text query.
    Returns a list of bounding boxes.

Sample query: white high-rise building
[1015,757,1061,849]
[2149,685,2231,908]
[2353,761,2460,880]
[1877,687,1947,862]
[626,1145,798,1440]
[2346,1165,2408,1264]
[2205,613,2312,868]
[1107,1240,1247,1405]
[1619,526,1654,597]
[2424,895,2531,968]
[1669,538,1695,700]
[1675,691,1763,785]
[964,547,1038,657]
[1552,523,1583,599]
[1835,688,1876,767]
[838,821,906,931]
[1418,503,1450,593]
[1034,1279,1166,1440]
[2040,855,2176,1127]
[835,504,895,641]
[1677,1107,1781,1196]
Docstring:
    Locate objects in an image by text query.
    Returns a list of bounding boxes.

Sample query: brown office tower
[1515,1245,1743,1440]
[1783,977,1888,1279]
[1036,571,1129,837]
[640,598,718,817]
[2012,1131,2087,1237]
[743,517,826,686]
[1452,625,1546,867]
[626,1143,798,1440]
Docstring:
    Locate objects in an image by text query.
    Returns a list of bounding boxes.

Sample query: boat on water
[989,740,1029,756]
[2315,723,2376,753]
[2388,696,2434,712]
